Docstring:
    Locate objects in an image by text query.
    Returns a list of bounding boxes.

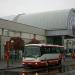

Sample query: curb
[0,66,23,71]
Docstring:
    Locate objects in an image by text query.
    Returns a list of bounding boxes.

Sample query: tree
[10,37,24,50]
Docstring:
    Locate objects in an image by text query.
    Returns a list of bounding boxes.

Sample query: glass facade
[46,36,63,45]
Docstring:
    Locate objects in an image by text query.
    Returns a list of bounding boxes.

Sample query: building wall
[0,19,45,36]
[0,19,46,44]
[0,19,46,60]
[1,8,75,59]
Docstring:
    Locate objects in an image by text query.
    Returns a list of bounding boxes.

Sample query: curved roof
[2,8,75,30]
[12,9,75,30]
[2,15,17,21]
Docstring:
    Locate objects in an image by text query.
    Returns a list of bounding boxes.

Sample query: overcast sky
[0,0,75,17]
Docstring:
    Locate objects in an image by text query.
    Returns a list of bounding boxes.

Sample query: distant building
[0,8,75,59]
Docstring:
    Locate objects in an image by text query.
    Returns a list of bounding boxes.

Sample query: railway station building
[0,8,75,60]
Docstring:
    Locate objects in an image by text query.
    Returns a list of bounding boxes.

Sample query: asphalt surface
[1,57,75,75]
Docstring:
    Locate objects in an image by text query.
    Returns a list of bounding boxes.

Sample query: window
[24,46,41,58]
[3,29,9,36]
[40,46,50,55]
[40,46,63,55]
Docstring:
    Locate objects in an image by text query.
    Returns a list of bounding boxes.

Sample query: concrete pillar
[1,36,4,60]
[61,36,64,45]
[0,36,1,60]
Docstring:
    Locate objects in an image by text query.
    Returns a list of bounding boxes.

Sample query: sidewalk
[0,60,23,70]
[62,57,75,66]
[57,70,75,75]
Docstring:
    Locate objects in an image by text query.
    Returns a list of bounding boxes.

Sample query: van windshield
[24,46,41,58]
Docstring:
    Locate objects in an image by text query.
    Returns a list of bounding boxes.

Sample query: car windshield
[23,46,41,58]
